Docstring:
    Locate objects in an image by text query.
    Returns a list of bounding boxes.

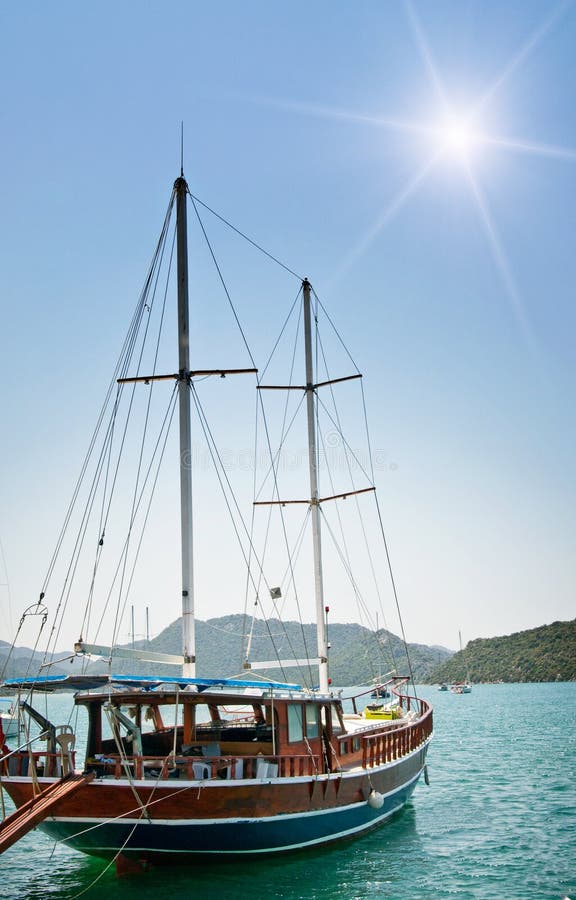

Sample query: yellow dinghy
[363,703,402,720]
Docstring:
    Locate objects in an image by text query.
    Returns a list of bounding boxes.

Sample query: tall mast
[175,175,195,677]
[302,279,329,693]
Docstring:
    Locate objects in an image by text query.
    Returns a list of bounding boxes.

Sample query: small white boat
[0,699,21,740]
[450,682,472,694]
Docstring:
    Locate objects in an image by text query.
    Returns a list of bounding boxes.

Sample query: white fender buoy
[367,789,384,809]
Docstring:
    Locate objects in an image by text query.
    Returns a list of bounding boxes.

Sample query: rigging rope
[310,287,416,688]
[109,387,179,649]
[110,218,177,649]
[188,191,303,281]
[176,215,316,686]
[314,323,399,675]
[92,387,178,648]
[189,382,306,685]
[243,294,304,653]
[252,290,317,685]
[241,388,261,667]
[7,177,419,700]
[40,192,176,603]
[31,190,177,676]
[188,193,258,370]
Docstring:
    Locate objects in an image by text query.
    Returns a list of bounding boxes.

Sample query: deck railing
[4,698,433,781]
[83,751,322,781]
[361,699,433,769]
[5,751,76,778]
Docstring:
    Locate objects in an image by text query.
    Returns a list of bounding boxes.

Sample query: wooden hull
[2,744,429,860]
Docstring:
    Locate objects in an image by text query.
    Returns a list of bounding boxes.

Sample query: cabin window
[140,705,170,733]
[287,704,304,742]
[193,704,215,732]
[99,705,144,756]
[330,704,344,735]
[305,704,320,739]
[99,709,114,744]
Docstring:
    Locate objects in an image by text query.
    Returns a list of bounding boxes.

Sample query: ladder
[0,772,94,855]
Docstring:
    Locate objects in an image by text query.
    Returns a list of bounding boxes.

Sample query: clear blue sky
[1,1,575,653]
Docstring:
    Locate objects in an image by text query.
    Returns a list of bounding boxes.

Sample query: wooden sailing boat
[0,172,433,866]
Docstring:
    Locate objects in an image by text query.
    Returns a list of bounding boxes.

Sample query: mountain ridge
[2,618,574,685]
[429,619,576,683]
[0,618,450,685]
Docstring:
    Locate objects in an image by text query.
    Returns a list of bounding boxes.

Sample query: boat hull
[3,745,428,861]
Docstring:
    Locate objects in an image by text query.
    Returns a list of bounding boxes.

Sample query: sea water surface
[1,683,574,899]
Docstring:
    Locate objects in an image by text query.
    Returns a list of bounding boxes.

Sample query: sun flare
[437,117,481,159]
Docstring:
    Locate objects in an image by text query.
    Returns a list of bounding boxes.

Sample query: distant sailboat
[451,631,472,693]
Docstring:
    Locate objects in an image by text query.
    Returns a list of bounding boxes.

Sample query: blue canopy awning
[1,673,302,693]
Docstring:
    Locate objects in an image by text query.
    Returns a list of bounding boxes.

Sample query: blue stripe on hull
[40,771,423,860]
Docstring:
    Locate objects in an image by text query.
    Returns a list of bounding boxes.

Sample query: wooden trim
[258,374,362,391]
[118,373,179,384]
[254,487,375,507]
[118,368,257,385]
[313,374,362,389]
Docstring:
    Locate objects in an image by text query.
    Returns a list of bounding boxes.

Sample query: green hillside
[0,641,71,680]
[86,615,452,686]
[429,620,576,684]
[5,618,574,687]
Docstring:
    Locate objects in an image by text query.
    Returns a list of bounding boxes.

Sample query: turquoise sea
[1,682,574,899]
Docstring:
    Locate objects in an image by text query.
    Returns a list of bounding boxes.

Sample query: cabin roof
[1,673,306,694]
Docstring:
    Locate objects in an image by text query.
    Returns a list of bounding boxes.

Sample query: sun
[436,116,481,160]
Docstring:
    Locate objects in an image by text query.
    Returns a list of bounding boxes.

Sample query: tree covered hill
[429,620,576,684]
[0,640,71,680]
[3,619,575,686]
[85,615,452,686]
